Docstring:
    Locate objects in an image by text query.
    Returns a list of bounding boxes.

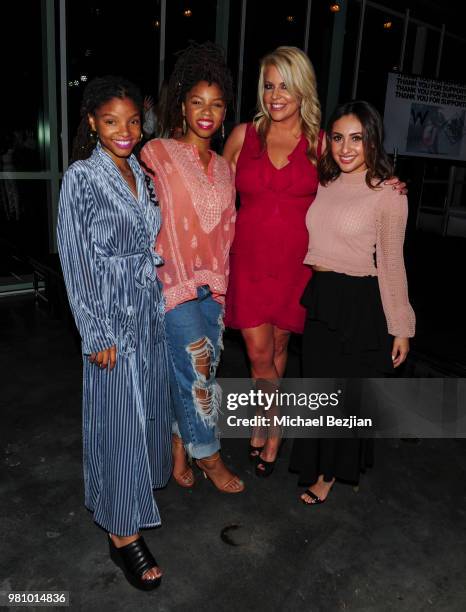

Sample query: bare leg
[272,326,290,379]
[242,324,277,454]
[242,324,290,464]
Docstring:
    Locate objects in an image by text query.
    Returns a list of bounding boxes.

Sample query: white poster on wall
[383,72,466,161]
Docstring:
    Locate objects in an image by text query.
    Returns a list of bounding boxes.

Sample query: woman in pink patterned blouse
[140,43,243,494]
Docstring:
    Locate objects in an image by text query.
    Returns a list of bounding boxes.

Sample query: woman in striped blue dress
[57,76,171,590]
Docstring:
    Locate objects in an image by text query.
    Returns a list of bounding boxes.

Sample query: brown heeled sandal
[196,452,245,494]
[172,435,195,488]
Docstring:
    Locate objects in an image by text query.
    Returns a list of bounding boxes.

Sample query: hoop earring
[221,123,225,139]
[182,116,187,134]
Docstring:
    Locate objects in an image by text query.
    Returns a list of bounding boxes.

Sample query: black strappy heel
[301,488,325,505]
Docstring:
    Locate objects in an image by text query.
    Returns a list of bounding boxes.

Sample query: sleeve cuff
[387,316,416,338]
[81,329,116,355]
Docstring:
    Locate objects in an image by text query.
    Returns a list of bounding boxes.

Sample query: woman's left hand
[392,337,409,367]
[384,176,408,195]
[89,345,117,370]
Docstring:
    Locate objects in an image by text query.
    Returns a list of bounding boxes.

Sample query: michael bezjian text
[226,414,374,429]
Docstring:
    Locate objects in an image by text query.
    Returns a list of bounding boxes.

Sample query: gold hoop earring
[182,116,187,134]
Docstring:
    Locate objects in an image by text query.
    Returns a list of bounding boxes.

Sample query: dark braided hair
[138,157,159,207]
[166,41,234,138]
[71,75,143,162]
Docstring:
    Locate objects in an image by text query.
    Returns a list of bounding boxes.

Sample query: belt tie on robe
[135,250,163,289]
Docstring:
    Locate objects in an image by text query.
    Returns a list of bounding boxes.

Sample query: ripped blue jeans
[164,286,224,459]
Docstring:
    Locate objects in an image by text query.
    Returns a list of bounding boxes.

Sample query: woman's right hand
[391,337,409,368]
[89,345,117,370]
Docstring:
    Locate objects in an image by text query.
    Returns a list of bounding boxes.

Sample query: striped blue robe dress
[57,143,172,536]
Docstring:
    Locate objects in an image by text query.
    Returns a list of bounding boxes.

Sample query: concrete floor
[1,296,466,612]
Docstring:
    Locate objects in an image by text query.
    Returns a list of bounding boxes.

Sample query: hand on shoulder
[384,175,408,196]
[379,179,408,215]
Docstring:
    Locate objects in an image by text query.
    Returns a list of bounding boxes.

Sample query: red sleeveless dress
[225,123,321,334]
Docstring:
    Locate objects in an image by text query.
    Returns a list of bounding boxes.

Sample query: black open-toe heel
[108,535,162,591]
[255,456,276,477]
[248,443,264,462]
[255,439,285,478]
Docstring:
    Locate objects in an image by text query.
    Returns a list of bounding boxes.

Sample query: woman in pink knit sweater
[289,100,415,504]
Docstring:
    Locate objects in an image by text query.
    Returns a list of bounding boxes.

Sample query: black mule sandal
[108,535,162,591]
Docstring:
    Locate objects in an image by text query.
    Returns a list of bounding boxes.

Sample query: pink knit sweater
[305,170,415,338]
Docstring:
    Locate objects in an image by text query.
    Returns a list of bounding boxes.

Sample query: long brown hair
[318,100,393,189]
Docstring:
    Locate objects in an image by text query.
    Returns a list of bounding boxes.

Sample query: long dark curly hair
[165,41,234,138]
[71,75,143,162]
[318,100,393,189]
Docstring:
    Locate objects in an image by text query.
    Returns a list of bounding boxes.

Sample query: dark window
[0,181,50,257]
[240,0,309,122]
[1,2,46,171]
[165,0,218,78]
[358,7,404,112]
[66,0,161,156]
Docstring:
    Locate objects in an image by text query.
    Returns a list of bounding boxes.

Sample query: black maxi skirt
[289,271,394,486]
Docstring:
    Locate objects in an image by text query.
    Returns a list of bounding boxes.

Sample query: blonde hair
[254,46,321,165]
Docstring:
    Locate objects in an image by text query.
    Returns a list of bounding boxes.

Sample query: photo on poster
[406,103,465,156]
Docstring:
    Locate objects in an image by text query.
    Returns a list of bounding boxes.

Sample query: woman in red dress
[224,47,322,475]
[224,47,405,477]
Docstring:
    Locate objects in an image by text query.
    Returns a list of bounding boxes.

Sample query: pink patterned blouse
[140,138,236,311]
